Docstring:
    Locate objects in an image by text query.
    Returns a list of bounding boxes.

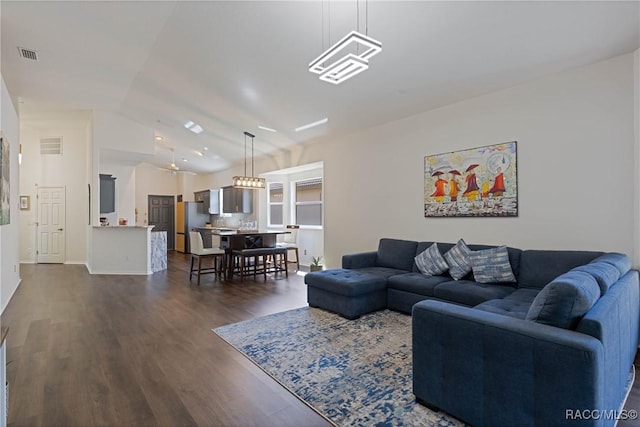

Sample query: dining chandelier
[309,0,382,84]
[232,131,266,189]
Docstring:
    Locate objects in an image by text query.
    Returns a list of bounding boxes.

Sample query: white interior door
[37,186,66,263]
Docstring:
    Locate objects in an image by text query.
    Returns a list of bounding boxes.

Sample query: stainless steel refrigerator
[175,201,209,253]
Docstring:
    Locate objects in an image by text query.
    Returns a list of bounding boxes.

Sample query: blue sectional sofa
[304,238,640,427]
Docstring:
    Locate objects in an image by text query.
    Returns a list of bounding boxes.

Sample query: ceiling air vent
[17,47,38,61]
[40,137,62,155]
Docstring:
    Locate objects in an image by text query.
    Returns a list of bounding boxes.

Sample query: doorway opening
[148,195,175,250]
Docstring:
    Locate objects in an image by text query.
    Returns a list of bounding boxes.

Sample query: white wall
[91,110,154,225]
[207,53,638,269]
[0,75,21,313]
[18,111,91,264]
[134,162,178,226]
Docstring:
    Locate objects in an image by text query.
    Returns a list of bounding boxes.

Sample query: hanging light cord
[243,133,247,177]
[243,131,256,178]
[357,0,360,33]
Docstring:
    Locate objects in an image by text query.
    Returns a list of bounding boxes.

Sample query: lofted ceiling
[2,1,638,174]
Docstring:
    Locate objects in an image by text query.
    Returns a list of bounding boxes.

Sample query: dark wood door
[148,195,175,250]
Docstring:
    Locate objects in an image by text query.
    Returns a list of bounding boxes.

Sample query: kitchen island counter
[90,225,162,275]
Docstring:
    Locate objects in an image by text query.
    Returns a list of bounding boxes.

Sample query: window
[294,178,322,227]
[268,182,283,227]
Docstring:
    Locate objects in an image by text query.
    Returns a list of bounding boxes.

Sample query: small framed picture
[19,195,30,211]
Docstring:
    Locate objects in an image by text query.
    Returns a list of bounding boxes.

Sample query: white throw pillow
[415,243,449,276]
[444,239,472,280]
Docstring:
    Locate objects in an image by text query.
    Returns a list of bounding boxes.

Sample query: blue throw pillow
[444,239,472,280]
[525,271,600,329]
[415,243,449,276]
[469,246,516,284]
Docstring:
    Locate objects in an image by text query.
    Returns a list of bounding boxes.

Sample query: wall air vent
[17,47,38,61]
[40,137,63,155]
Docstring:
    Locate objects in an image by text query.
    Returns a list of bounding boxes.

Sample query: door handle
[57,228,64,231]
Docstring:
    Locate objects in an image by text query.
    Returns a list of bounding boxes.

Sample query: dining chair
[189,231,226,285]
[276,225,300,271]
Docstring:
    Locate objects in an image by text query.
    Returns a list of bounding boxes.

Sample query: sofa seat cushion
[433,280,516,306]
[356,266,408,278]
[305,269,387,296]
[387,273,451,297]
[526,270,601,329]
[474,288,540,319]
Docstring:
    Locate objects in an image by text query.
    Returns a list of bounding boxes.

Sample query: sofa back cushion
[525,270,600,329]
[591,253,632,276]
[518,250,603,290]
[376,238,418,272]
[572,262,620,296]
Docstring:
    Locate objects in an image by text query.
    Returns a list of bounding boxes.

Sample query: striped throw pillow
[469,246,516,283]
[444,239,472,280]
[415,243,449,276]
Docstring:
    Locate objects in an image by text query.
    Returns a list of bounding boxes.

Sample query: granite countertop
[198,227,238,233]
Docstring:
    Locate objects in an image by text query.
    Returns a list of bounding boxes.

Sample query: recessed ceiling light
[155,135,163,141]
[194,150,204,157]
[184,121,203,134]
[203,146,208,151]
[258,125,277,133]
[295,118,328,132]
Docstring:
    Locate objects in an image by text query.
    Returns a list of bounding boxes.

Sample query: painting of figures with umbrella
[424,141,517,217]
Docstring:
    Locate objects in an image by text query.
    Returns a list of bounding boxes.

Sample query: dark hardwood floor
[2,252,331,427]
[2,252,639,426]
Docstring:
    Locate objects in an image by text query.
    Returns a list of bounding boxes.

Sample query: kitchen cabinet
[222,186,253,214]
[99,174,116,213]
[194,189,220,214]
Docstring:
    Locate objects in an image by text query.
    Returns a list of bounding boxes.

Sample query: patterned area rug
[213,307,463,427]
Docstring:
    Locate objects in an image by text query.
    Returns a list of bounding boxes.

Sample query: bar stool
[189,231,225,285]
[232,246,288,282]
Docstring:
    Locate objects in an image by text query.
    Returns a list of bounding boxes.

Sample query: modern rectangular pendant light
[309,0,382,85]
[309,31,381,84]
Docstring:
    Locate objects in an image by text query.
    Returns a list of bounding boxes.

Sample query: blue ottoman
[304,268,388,319]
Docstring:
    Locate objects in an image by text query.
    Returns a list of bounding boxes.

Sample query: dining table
[199,229,290,279]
